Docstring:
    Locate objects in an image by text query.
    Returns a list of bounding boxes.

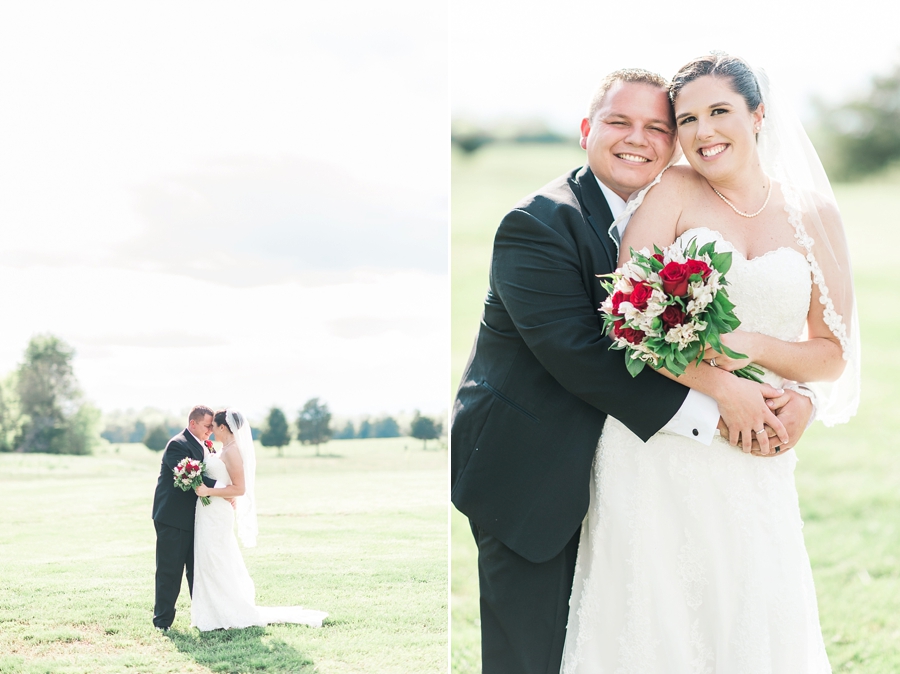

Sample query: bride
[561,54,859,672]
[191,408,327,631]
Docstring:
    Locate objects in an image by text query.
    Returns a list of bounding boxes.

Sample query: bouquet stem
[200,496,211,506]
[733,363,765,383]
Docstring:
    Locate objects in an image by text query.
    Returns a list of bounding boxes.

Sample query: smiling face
[580,81,676,200]
[674,75,764,184]
[189,414,215,441]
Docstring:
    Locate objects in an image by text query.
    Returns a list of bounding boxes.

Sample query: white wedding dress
[191,449,328,631]
[561,227,832,674]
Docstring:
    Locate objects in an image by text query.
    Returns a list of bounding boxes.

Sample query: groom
[450,69,815,673]
[151,405,218,630]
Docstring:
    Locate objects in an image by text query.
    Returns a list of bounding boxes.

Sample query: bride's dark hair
[669,52,762,113]
[214,409,244,431]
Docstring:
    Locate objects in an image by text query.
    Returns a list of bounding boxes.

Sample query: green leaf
[711,252,732,274]
[625,354,646,378]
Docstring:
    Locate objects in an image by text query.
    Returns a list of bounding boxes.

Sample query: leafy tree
[144,424,170,451]
[15,335,99,454]
[297,398,333,456]
[260,407,290,457]
[0,374,22,452]
[814,61,900,179]
[409,411,442,450]
[357,418,372,439]
[372,416,400,438]
[333,420,355,440]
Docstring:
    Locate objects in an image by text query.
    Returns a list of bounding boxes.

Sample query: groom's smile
[580,80,676,201]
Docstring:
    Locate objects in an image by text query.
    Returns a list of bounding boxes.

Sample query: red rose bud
[629,281,653,310]
[612,319,626,338]
[685,259,711,279]
[661,304,687,330]
[611,290,629,315]
[621,327,646,345]
[652,253,665,264]
[660,261,690,297]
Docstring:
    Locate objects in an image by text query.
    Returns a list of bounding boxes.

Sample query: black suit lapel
[182,428,205,459]
[574,165,617,270]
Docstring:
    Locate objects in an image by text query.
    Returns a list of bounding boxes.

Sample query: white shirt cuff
[661,388,720,445]
[784,382,817,428]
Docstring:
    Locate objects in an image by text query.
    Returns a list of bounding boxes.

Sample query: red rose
[661,304,687,330]
[652,253,664,264]
[611,290,629,315]
[613,320,645,345]
[629,281,653,310]
[685,259,711,280]
[659,262,690,297]
[622,327,646,345]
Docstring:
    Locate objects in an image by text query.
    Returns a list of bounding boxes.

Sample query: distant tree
[260,407,290,457]
[333,420,355,440]
[297,398,333,456]
[130,420,147,444]
[372,416,401,438]
[15,335,99,454]
[815,61,900,179]
[409,411,442,450]
[144,424,170,451]
[0,374,22,452]
[357,418,372,439]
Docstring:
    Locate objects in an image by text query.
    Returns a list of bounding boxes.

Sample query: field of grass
[0,436,447,673]
[450,143,900,673]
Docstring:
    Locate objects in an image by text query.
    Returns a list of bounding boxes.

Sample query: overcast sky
[0,1,448,420]
[451,0,900,130]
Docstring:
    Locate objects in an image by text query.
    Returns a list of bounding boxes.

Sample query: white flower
[621,260,649,282]
[665,322,700,350]
[614,276,634,294]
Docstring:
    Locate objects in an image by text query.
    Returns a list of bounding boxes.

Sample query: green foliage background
[450,143,900,673]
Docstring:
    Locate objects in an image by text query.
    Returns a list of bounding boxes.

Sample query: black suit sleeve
[491,208,688,440]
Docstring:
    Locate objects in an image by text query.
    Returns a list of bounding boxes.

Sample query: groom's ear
[579,117,591,149]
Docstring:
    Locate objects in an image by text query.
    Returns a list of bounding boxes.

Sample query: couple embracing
[151,405,327,631]
[452,53,859,673]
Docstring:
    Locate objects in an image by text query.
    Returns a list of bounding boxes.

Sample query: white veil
[226,409,258,547]
[752,65,860,426]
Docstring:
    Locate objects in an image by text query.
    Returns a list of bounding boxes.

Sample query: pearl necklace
[712,178,771,218]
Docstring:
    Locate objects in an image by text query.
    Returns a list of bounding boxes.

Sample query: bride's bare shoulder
[640,165,705,208]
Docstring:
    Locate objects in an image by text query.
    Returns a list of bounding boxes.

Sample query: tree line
[0,335,445,455]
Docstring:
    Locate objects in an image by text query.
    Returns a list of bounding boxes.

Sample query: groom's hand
[747,389,814,457]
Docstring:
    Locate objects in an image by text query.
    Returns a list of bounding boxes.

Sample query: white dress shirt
[596,176,720,445]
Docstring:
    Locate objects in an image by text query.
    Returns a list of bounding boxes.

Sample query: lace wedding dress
[560,227,832,674]
[191,449,328,631]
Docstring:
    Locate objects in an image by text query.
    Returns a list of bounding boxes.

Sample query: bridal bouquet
[599,237,763,382]
[173,457,211,506]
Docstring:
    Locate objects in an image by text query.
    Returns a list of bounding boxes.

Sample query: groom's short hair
[188,405,214,422]
[587,69,669,122]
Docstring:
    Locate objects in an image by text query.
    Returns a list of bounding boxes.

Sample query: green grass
[0,436,447,673]
[450,142,900,673]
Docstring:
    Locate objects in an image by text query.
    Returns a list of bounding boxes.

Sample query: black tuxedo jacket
[451,165,690,563]
[151,429,216,531]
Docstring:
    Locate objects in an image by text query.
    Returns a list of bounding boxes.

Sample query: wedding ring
[710,358,718,368]
[755,428,766,435]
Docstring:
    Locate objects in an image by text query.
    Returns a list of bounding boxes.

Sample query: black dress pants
[470,519,580,674]
[153,520,195,628]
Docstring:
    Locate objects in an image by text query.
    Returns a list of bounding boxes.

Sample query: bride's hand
[715,376,789,454]
[702,331,755,371]
[195,485,211,497]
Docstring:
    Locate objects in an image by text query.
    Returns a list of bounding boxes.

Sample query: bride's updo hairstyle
[669,53,763,116]
[214,409,244,433]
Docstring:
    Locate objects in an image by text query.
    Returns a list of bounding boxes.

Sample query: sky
[451,0,900,131]
[0,2,448,420]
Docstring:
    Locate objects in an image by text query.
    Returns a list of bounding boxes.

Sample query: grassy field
[450,143,900,673]
[0,436,447,673]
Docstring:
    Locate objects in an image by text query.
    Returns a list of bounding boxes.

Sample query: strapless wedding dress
[561,227,831,673]
[191,451,328,631]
